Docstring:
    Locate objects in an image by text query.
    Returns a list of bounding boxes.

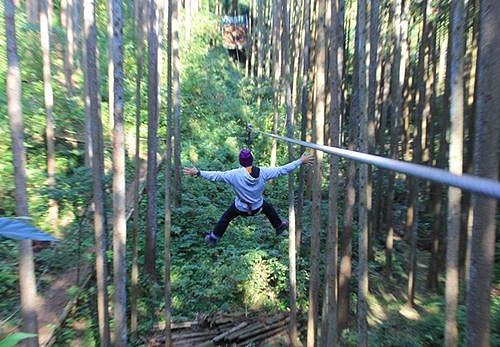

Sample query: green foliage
[1,3,499,347]
[0,332,37,347]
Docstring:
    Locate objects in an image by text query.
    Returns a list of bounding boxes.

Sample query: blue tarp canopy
[221,15,248,26]
[0,217,59,241]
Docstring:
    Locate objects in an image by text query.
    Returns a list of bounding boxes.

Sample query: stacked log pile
[149,311,290,346]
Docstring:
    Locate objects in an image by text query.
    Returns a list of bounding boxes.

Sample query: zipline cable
[258,131,500,200]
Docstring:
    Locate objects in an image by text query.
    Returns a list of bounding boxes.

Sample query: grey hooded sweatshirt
[199,159,303,212]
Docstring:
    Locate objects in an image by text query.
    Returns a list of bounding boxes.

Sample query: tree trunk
[306,1,325,345]
[373,12,392,241]
[385,0,406,277]
[256,0,264,108]
[130,0,146,335]
[82,5,92,169]
[163,0,174,345]
[173,0,182,207]
[4,1,39,345]
[426,29,448,291]
[61,0,75,93]
[247,0,255,78]
[270,0,281,167]
[296,0,311,250]
[84,0,111,344]
[354,0,369,345]
[445,1,465,345]
[290,0,302,127]
[39,0,58,234]
[111,0,127,344]
[465,1,499,346]
[322,1,340,344]
[107,0,114,135]
[407,0,433,308]
[366,0,379,261]
[145,0,160,277]
[281,2,299,343]
[338,0,361,331]
[27,0,39,24]
[461,0,479,293]
[185,0,191,41]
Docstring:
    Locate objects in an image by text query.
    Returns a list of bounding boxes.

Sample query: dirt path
[34,152,163,346]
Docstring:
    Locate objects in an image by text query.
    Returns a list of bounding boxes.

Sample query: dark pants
[213,200,282,237]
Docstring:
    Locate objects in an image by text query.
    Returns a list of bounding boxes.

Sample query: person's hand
[300,153,315,165]
[183,167,199,176]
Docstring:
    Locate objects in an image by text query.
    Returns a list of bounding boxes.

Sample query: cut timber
[171,320,198,329]
[212,322,248,343]
[148,311,293,346]
[236,317,289,341]
[237,325,288,347]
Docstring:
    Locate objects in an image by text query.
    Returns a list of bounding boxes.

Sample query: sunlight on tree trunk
[84,0,111,343]
[445,1,465,345]
[40,0,59,234]
[307,1,325,345]
[5,2,40,345]
[321,1,340,344]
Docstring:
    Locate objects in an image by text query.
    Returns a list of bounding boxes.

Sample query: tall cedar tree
[445,0,465,345]
[173,0,182,207]
[270,0,281,168]
[131,0,146,334]
[111,0,127,343]
[61,0,75,93]
[145,0,160,277]
[40,0,58,233]
[322,0,341,344]
[385,0,407,277]
[27,0,38,24]
[83,0,111,344]
[256,0,264,107]
[407,0,433,308]
[296,0,311,250]
[307,0,325,345]
[4,0,39,345]
[367,0,379,261]
[185,0,191,41]
[426,29,448,292]
[465,0,499,345]
[107,0,114,134]
[355,0,369,344]
[340,0,361,331]
[164,0,174,345]
[281,2,299,344]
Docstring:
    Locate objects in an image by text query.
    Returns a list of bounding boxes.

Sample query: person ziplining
[183,148,315,246]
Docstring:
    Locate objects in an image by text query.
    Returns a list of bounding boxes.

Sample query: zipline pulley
[245,122,253,148]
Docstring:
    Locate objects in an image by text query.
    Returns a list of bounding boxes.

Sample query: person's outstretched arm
[261,153,314,181]
[183,166,235,183]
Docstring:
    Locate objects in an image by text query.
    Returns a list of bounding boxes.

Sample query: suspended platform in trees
[221,15,249,50]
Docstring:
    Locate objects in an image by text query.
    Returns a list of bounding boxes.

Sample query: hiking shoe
[204,232,220,247]
[275,220,289,236]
